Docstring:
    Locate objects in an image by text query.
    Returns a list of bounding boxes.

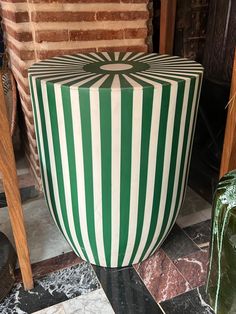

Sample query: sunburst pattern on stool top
[29,52,203,90]
[28,52,203,268]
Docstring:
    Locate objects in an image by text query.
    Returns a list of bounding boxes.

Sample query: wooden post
[220,50,236,178]
[159,0,177,55]
[0,70,33,290]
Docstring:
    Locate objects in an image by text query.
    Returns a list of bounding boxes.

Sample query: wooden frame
[220,50,236,178]
[0,70,33,290]
[159,0,177,55]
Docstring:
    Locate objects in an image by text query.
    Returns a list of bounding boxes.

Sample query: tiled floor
[0,156,215,313]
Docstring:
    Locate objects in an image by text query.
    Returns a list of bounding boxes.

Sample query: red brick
[2,10,29,23]
[15,75,30,94]
[98,44,148,52]
[10,59,29,78]
[122,0,148,2]
[35,30,69,43]
[37,47,96,59]
[70,29,123,41]
[21,97,33,113]
[7,40,35,60]
[3,24,32,42]
[31,11,95,22]
[1,0,27,3]
[96,11,149,21]
[124,28,147,38]
[30,0,119,2]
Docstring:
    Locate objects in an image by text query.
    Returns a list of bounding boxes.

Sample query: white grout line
[158,302,166,313]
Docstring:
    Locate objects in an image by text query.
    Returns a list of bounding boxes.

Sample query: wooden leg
[0,71,33,290]
[159,0,177,55]
[220,50,236,178]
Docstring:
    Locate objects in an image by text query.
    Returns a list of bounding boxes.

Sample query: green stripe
[99,87,112,266]
[61,85,89,260]
[150,77,196,255]
[79,88,99,264]
[118,87,133,266]
[35,79,63,233]
[46,83,79,255]
[29,77,62,232]
[140,84,171,260]
[157,80,185,243]
[169,78,196,226]
[128,86,154,264]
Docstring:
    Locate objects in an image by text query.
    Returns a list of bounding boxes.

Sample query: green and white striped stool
[29,52,203,267]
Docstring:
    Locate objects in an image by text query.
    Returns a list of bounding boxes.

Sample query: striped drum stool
[29,52,203,267]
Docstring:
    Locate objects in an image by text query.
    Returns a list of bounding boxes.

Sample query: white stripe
[55,56,89,64]
[70,73,102,87]
[133,85,162,263]
[40,80,76,253]
[128,52,145,61]
[29,69,82,75]
[29,68,75,72]
[144,74,200,258]
[54,84,86,260]
[90,74,110,265]
[70,88,95,263]
[140,55,177,63]
[122,52,132,61]
[149,68,203,73]
[114,52,120,61]
[111,75,121,266]
[161,74,201,243]
[140,71,201,81]
[31,72,92,83]
[75,53,100,63]
[133,53,161,62]
[31,78,58,231]
[143,80,178,259]
[101,52,112,61]
[148,78,192,256]
[131,74,199,258]
[90,52,105,62]
[122,74,143,266]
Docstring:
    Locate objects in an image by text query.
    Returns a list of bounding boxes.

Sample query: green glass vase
[207,170,236,313]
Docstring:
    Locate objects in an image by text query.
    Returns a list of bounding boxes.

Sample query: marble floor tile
[177,208,212,228]
[0,173,35,194]
[183,219,212,247]
[179,186,211,217]
[0,262,100,314]
[0,154,33,193]
[34,303,65,314]
[161,224,200,260]
[93,265,163,313]
[33,289,114,314]
[15,251,82,282]
[63,289,114,314]
[0,197,72,264]
[173,249,209,288]
[0,185,39,208]
[160,285,214,314]
[134,249,191,303]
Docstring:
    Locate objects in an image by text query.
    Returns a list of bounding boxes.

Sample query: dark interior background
[153,0,236,203]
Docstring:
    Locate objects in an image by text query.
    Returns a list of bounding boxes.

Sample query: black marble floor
[0,217,215,313]
[0,182,215,314]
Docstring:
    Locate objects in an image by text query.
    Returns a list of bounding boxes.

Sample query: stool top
[28,52,203,90]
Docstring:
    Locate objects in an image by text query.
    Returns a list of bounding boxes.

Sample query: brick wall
[1,0,152,186]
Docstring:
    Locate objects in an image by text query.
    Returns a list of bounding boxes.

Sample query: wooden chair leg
[220,50,236,178]
[159,0,177,55]
[0,71,33,290]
